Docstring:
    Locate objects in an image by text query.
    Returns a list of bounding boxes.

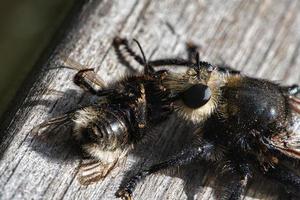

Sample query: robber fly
[115,40,300,200]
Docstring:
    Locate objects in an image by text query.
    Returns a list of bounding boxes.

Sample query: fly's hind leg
[264,165,300,197]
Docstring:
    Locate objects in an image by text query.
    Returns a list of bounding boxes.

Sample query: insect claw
[116,189,133,200]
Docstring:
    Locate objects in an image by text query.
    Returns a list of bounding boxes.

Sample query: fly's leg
[115,144,211,200]
[282,84,300,96]
[186,41,240,74]
[264,165,300,197]
[221,162,252,200]
[284,84,300,114]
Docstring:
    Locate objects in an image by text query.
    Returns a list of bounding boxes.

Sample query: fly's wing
[62,57,107,91]
[269,120,300,159]
[268,97,300,159]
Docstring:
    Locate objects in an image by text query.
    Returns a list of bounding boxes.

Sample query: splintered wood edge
[0,0,300,200]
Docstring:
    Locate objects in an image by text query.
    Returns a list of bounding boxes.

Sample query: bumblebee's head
[162,61,225,123]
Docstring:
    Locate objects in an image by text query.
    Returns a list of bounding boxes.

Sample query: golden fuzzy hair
[162,68,226,123]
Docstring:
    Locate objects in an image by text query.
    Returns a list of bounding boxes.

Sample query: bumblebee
[116,42,300,200]
[32,38,215,185]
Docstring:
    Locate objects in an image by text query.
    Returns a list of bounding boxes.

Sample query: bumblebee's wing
[31,112,74,137]
[77,159,117,185]
[62,57,107,89]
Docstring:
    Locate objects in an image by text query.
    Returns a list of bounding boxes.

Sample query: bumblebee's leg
[130,83,147,141]
[113,37,194,68]
[116,146,206,199]
[264,165,300,196]
[113,37,145,66]
[73,68,116,97]
[186,42,200,63]
[73,68,98,94]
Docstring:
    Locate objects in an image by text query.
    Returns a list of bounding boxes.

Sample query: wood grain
[1,0,300,199]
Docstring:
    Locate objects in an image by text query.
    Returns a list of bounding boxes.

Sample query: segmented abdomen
[73,106,130,151]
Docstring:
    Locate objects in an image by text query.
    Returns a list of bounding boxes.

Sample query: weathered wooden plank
[1,0,300,199]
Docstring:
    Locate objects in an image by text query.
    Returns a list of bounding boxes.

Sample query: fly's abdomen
[72,106,130,152]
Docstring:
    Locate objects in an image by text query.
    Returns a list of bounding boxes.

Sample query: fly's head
[162,62,226,123]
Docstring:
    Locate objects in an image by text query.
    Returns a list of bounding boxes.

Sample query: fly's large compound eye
[181,84,211,109]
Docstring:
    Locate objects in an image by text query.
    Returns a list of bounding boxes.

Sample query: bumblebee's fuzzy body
[34,51,181,184]
[72,73,173,150]
[71,71,179,184]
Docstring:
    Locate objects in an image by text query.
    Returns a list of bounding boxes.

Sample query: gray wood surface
[1,0,300,199]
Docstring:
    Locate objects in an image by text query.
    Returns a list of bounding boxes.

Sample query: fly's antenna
[133,39,154,74]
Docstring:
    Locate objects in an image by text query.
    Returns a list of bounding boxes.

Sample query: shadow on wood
[1,0,300,199]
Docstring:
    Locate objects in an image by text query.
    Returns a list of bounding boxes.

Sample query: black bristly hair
[193,52,214,75]
[133,39,154,74]
[194,52,201,76]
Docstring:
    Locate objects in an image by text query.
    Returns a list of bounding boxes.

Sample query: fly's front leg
[186,41,241,74]
[143,41,199,68]
[113,36,194,68]
[215,63,241,75]
[186,41,201,63]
